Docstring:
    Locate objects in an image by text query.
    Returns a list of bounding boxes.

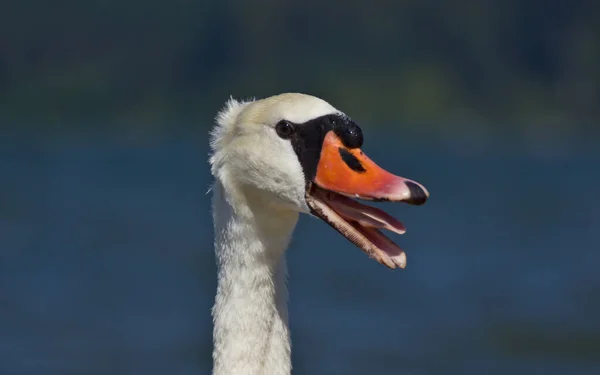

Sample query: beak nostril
[405,181,428,205]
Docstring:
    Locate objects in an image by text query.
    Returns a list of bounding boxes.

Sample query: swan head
[210,93,429,269]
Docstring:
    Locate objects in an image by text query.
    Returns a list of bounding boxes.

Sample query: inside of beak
[313,131,429,205]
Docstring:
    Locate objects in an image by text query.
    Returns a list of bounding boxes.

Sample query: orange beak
[313,131,429,204]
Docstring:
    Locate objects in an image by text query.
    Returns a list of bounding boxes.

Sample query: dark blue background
[1,132,598,374]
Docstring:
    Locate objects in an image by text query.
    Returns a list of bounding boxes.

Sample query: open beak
[305,131,429,269]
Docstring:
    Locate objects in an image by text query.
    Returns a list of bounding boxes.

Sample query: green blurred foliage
[0,0,598,136]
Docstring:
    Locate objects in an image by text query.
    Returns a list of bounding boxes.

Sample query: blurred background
[1,1,599,374]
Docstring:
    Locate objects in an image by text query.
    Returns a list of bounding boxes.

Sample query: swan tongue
[321,192,406,235]
[307,187,408,269]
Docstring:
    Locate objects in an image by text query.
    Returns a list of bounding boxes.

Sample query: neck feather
[211,180,298,375]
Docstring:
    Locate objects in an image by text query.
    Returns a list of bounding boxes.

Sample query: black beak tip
[405,181,428,206]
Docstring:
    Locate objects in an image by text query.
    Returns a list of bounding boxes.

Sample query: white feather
[209,93,342,375]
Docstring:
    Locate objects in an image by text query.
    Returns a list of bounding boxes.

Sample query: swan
[209,93,429,375]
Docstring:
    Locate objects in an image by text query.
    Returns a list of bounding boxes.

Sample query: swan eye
[275,120,294,139]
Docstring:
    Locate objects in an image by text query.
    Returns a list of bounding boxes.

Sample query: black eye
[275,120,294,139]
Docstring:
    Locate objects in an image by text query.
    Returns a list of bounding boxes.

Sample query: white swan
[209,93,429,375]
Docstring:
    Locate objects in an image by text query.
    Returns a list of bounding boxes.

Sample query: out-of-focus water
[0,131,599,375]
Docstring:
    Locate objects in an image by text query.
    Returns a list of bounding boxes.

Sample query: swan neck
[211,181,298,375]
